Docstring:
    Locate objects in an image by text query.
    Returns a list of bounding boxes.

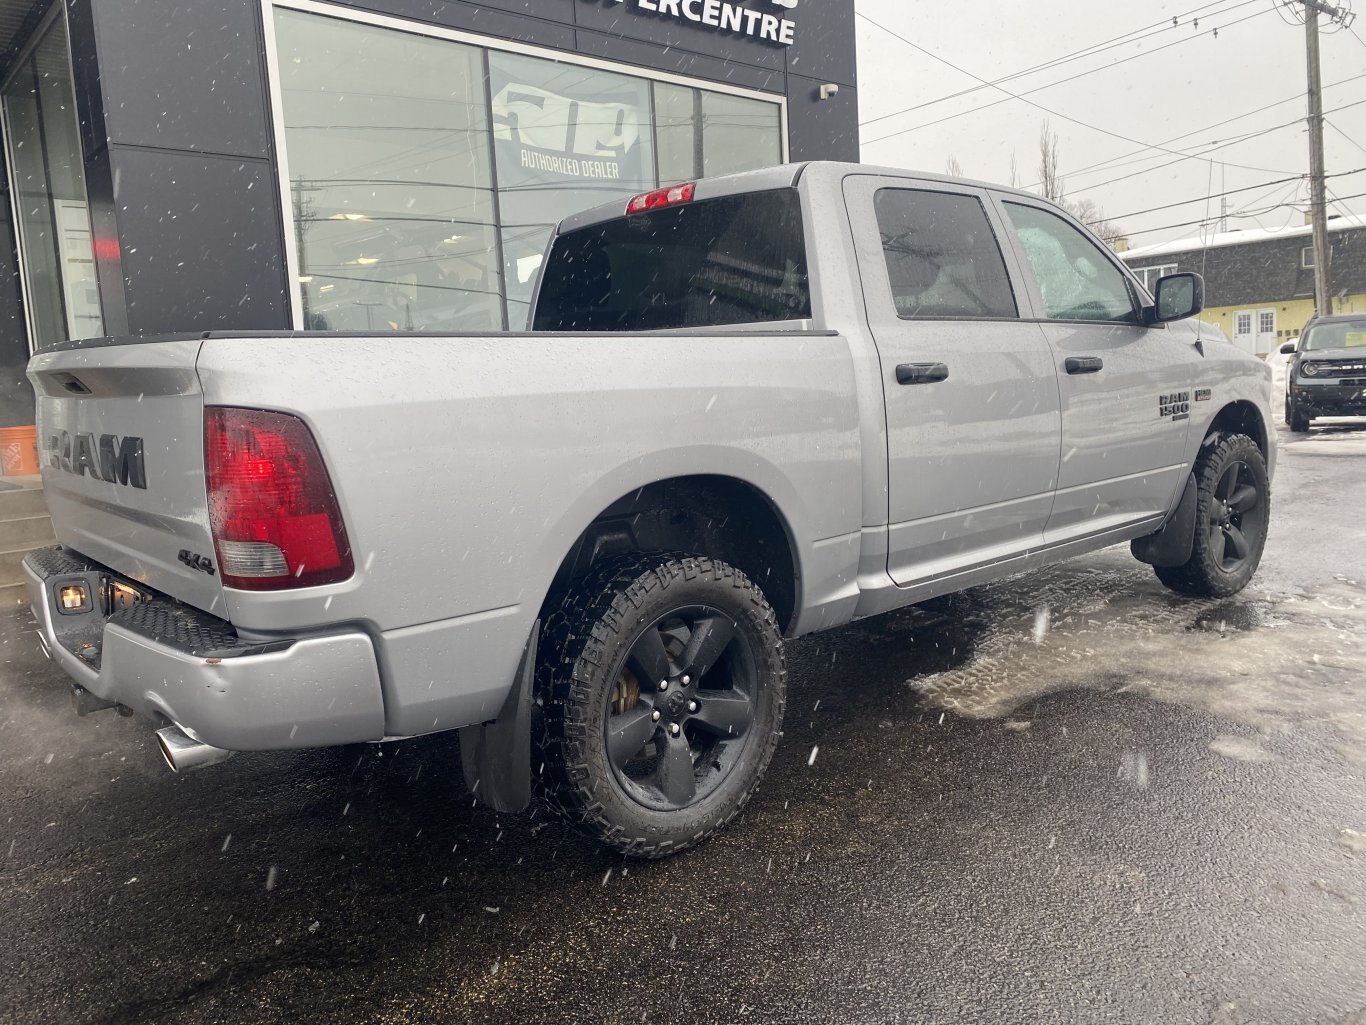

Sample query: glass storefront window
[2,12,104,349]
[269,4,785,333]
[701,92,782,178]
[654,82,699,187]
[489,52,656,328]
[273,9,503,332]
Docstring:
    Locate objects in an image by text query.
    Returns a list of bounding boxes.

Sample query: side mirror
[1279,341,1298,355]
[1152,272,1204,323]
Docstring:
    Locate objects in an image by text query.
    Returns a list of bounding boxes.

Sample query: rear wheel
[1154,433,1270,598]
[537,553,786,857]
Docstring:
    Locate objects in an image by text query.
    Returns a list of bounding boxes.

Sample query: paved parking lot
[3,410,1365,1025]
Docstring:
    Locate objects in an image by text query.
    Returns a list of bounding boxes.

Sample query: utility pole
[1291,0,1355,315]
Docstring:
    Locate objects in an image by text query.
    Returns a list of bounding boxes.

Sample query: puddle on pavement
[1188,601,1288,634]
[795,591,991,685]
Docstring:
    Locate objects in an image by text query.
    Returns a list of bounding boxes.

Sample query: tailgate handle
[55,373,91,395]
[896,362,949,385]
[1065,356,1104,375]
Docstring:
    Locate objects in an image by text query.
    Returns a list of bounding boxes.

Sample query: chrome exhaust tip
[155,725,234,773]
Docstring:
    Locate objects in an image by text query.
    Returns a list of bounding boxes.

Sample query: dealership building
[0,0,858,425]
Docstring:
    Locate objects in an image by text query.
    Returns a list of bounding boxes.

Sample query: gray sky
[854,0,1366,246]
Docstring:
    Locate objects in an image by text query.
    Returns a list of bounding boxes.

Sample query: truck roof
[558,160,1047,233]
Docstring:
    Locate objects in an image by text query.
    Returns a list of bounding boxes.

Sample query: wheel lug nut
[687,700,698,713]
[669,723,681,737]
[658,680,669,692]
[681,675,691,685]
[651,710,661,722]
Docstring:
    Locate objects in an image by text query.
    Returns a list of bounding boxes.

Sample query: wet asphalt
[3,417,1366,1025]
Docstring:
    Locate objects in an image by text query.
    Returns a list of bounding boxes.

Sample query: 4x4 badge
[177,550,216,576]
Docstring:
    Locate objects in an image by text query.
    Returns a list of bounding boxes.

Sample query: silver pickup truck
[24,162,1274,857]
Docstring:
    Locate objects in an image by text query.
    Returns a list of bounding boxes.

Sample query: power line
[1117,185,1366,241]
[1097,174,1303,222]
[1327,118,1366,157]
[860,6,1279,152]
[1043,70,1366,185]
[858,0,1259,128]
[1088,165,1364,226]
[1065,97,1366,198]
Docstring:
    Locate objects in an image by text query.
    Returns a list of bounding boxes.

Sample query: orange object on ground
[0,424,40,476]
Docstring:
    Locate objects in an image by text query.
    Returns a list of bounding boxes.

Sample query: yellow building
[1120,214,1366,354]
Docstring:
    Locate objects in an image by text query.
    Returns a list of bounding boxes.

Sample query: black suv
[1281,313,1366,432]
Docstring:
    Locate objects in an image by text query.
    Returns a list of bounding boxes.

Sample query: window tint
[874,190,1017,319]
[532,189,810,332]
[1004,202,1136,323]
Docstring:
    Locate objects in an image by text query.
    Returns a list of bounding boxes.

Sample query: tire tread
[536,552,786,858]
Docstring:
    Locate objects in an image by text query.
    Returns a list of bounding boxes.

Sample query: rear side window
[874,189,1017,320]
[532,189,810,332]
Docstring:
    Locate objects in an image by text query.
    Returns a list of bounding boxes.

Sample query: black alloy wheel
[1203,456,1265,575]
[1154,432,1270,598]
[537,553,786,857]
[605,605,758,810]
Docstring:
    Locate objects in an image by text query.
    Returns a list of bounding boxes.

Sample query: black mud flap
[458,621,537,814]
[1131,473,1197,567]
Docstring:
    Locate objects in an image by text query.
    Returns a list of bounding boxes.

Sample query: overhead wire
[1327,118,1366,158]
[1064,99,1366,199]
[1089,167,1364,230]
[858,0,1261,128]
[859,6,1280,153]
[1042,70,1366,185]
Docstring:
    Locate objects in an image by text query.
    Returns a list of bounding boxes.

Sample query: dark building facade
[1121,215,1366,355]
[0,0,859,426]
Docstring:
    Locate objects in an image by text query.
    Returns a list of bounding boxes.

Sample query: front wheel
[1154,433,1270,598]
[537,553,787,857]
[1288,401,1311,433]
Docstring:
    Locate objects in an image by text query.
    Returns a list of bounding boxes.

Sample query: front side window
[874,189,1017,320]
[1004,202,1136,323]
[2,12,104,348]
[533,189,809,332]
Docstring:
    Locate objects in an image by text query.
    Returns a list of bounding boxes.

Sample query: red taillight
[204,407,354,590]
[626,182,695,215]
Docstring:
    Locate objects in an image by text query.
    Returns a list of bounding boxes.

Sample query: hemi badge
[1194,388,1212,402]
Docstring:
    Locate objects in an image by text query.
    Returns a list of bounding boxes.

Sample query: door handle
[896,362,949,385]
[1065,356,1104,375]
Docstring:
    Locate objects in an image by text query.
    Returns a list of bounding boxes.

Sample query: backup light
[626,182,695,215]
[204,407,353,590]
[58,582,91,614]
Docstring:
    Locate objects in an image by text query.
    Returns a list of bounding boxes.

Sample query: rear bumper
[24,546,386,751]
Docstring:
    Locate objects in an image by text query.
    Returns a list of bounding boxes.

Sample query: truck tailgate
[27,339,228,618]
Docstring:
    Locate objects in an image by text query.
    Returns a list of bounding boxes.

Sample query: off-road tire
[536,553,786,858]
[1154,432,1270,598]
[1288,402,1311,433]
